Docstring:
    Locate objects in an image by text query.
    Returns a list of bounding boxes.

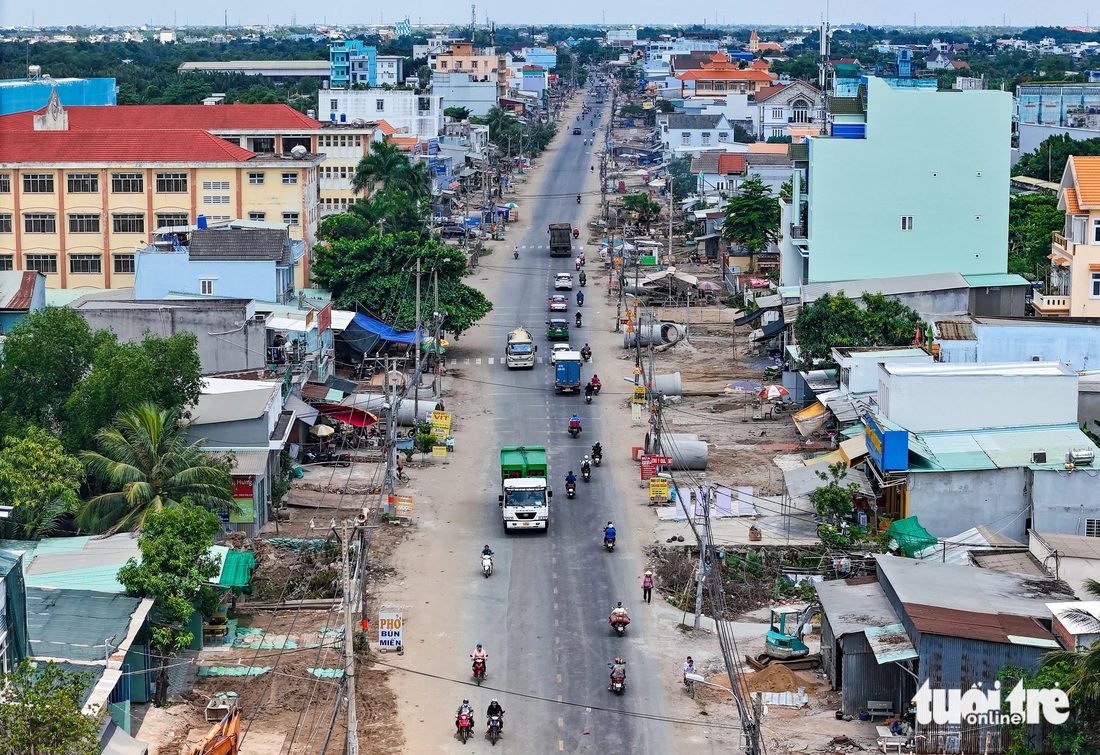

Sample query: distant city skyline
[0,0,1096,32]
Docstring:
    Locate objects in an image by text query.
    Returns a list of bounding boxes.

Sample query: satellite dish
[290,145,308,158]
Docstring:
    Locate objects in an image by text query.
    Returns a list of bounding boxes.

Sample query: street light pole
[414,258,421,421]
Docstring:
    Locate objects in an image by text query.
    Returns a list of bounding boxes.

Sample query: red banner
[317,303,332,334]
[640,455,674,480]
[232,476,254,499]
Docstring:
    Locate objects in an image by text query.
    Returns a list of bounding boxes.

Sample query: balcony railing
[789,223,807,239]
[1051,231,1068,254]
[1031,292,1071,314]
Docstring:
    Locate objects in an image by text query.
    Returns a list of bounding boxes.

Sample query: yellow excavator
[189,709,241,755]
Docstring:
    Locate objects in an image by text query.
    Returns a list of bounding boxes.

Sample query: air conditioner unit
[1067,449,1095,466]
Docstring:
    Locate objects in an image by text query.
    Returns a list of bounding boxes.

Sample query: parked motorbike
[303,449,351,467]
[487,715,502,746]
[566,481,576,499]
[482,554,493,579]
[472,657,486,686]
[457,712,473,743]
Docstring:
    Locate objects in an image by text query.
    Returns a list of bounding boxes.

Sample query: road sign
[432,445,448,457]
[649,477,670,501]
[394,495,413,518]
[378,612,403,649]
[640,454,674,480]
[431,410,452,433]
[632,385,647,405]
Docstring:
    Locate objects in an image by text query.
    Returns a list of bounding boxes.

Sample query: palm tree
[78,403,233,533]
[1041,578,1100,745]
[350,140,433,200]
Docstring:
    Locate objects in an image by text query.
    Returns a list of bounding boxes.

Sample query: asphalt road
[462,92,673,753]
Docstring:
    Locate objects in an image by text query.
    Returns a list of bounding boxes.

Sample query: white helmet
[584,455,590,462]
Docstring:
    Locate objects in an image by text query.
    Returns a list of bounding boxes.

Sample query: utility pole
[414,258,422,421]
[341,520,359,755]
[693,483,713,630]
[432,268,441,397]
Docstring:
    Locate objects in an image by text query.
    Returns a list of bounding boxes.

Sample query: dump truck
[505,326,536,369]
[554,350,583,393]
[498,446,551,532]
[548,223,573,257]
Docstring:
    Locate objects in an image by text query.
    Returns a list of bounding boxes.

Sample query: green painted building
[795,77,1012,284]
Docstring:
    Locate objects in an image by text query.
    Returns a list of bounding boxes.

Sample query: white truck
[505,326,536,369]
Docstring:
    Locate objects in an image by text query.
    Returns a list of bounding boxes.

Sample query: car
[439,226,467,239]
[550,343,572,364]
[554,272,574,290]
[549,295,569,311]
[546,318,569,340]
[572,127,582,135]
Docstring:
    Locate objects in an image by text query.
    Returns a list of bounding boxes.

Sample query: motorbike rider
[584,383,594,401]
[577,194,582,203]
[565,470,577,487]
[569,414,582,433]
[581,456,591,476]
[591,374,601,392]
[603,521,616,546]
[608,658,626,689]
[481,544,494,558]
[575,311,583,327]
[486,698,505,731]
[456,698,474,732]
[591,442,603,460]
[610,601,630,622]
[581,343,592,361]
[513,245,519,259]
[579,271,587,286]
[577,291,585,306]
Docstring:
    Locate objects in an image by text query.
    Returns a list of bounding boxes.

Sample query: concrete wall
[892,287,971,318]
[974,321,1100,371]
[907,468,1030,542]
[135,252,277,301]
[1028,531,1100,598]
[433,73,499,117]
[73,302,267,375]
[839,351,933,394]
[1030,469,1100,539]
[881,370,1078,432]
[807,78,1012,283]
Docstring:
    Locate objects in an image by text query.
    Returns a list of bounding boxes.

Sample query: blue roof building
[330,40,377,88]
[0,77,117,115]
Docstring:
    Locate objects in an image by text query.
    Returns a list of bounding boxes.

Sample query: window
[718,132,729,142]
[281,172,298,185]
[772,108,784,118]
[113,254,136,274]
[22,173,55,193]
[248,211,266,221]
[701,132,711,146]
[0,214,10,234]
[0,256,12,271]
[1091,272,1100,299]
[1094,219,1100,244]
[67,172,99,193]
[680,132,690,146]
[330,98,338,109]
[376,99,385,111]
[69,254,102,274]
[202,195,230,205]
[1085,518,1100,537]
[24,213,56,233]
[200,279,214,295]
[68,214,101,233]
[282,212,300,226]
[112,213,145,234]
[201,181,230,191]
[24,254,57,274]
[248,172,265,185]
[0,174,9,193]
[155,172,188,193]
[111,172,144,193]
[206,215,230,222]
[901,215,914,231]
[154,212,189,228]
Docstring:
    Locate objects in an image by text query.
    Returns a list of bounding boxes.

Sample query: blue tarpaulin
[351,314,421,344]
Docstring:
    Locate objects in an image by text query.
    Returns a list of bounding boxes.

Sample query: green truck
[498,446,552,533]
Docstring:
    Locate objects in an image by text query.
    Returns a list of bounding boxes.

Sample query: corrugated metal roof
[191,379,278,425]
[904,604,1057,646]
[962,273,1031,288]
[882,361,1075,377]
[1032,532,1100,559]
[0,271,40,311]
[908,423,1097,472]
[206,450,269,477]
[816,578,902,637]
[971,550,1046,576]
[27,587,144,662]
[935,320,976,341]
[865,623,918,663]
[801,272,968,302]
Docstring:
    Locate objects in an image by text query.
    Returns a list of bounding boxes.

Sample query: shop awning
[734,308,767,326]
[313,403,378,428]
[840,436,870,465]
[793,401,829,437]
[284,394,319,426]
[351,313,421,344]
[752,317,787,342]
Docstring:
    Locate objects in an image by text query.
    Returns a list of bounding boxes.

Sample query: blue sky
[1,0,1095,31]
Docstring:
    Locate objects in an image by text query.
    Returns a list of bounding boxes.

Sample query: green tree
[809,462,862,547]
[665,156,695,200]
[0,307,105,437]
[768,53,820,82]
[118,501,222,707]
[793,292,925,366]
[444,106,471,120]
[78,403,233,533]
[0,660,99,755]
[623,193,662,231]
[350,139,433,200]
[1002,657,1096,755]
[0,427,84,539]
[61,332,204,453]
[1008,193,1064,280]
[1014,134,1100,182]
[721,175,781,255]
[312,230,492,337]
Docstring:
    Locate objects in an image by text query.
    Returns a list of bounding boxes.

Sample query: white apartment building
[317,123,379,216]
[321,89,444,141]
[433,71,499,117]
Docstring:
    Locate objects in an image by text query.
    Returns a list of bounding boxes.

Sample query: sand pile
[743,663,814,694]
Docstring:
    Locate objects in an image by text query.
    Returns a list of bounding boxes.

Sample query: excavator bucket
[189,709,241,755]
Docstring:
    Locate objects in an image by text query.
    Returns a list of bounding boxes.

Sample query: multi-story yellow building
[0,93,326,290]
[431,42,511,78]
[1035,156,1100,317]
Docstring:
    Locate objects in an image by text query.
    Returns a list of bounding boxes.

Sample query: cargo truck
[498,446,552,532]
[548,223,572,257]
[505,326,536,369]
[554,351,583,393]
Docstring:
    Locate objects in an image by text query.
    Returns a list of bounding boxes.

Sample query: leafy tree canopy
[0,660,100,755]
[350,140,433,201]
[312,230,492,337]
[1008,193,1063,281]
[665,156,695,200]
[444,106,471,120]
[793,292,925,366]
[623,193,662,230]
[1014,134,1100,182]
[721,175,781,254]
[0,427,84,540]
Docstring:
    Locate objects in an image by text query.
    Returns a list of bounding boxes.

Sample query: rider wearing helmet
[565,470,577,485]
[604,521,616,544]
[486,698,505,731]
[456,698,474,731]
[581,456,591,475]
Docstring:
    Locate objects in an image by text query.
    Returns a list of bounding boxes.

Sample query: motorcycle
[579,272,587,287]
[582,467,591,483]
[585,392,593,405]
[604,536,616,552]
[457,712,473,743]
[568,418,582,438]
[513,249,519,259]
[590,380,601,395]
[576,293,584,307]
[609,615,631,636]
[580,347,591,362]
[572,228,580,239]
[566,481,576,499]
[575,312,582,328]
[592,450,602,466]
[487,715,502,746]
[576,195,581,204]
[303,449,351,467]
[472,657,486,686]
[482,555,493,579]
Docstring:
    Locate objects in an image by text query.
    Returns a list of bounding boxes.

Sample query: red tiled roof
[0,272,39,311]
[753,84,788,102]
[0,129,257,163]
[749,59,772,69]
[0,104,321,132]
[374,119,396,136]
[950,60,971,70]
[718,153,745,175]
[679,68,776,82]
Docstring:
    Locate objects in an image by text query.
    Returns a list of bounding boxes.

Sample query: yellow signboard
[649,477,670,501]
[394,494,414,517]
[632,386,647,405]
[431,411,452,432]
[432,445,448,457]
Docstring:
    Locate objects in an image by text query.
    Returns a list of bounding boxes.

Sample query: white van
[554,273,574,290]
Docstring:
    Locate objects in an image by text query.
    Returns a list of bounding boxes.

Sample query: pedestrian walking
[642,570,654,604]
